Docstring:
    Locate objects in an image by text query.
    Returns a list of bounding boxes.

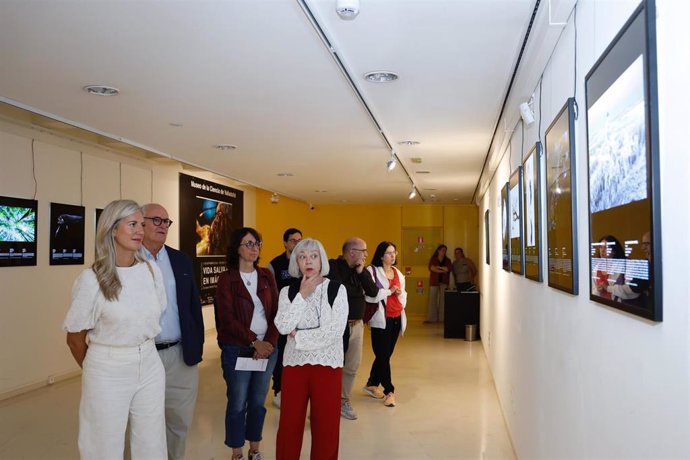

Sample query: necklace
[240,271,255,286]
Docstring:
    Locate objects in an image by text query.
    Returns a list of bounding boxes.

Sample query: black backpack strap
[287,279,301,302]
[326,280,341,308]
[288,278,340,308]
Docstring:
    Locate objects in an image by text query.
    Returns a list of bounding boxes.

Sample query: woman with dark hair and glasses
[362,241,407,408]
[274,239,348,460]
[214,227,279,460]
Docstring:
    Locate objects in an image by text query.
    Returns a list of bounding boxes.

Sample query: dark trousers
[272,334,288,395]
[366,316,401,395]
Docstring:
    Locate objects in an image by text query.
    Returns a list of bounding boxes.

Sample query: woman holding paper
[362,241,407,408]
[215,227,279,460]
[274,239,348,460]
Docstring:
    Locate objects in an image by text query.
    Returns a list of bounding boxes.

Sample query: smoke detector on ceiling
[336,0,360,20]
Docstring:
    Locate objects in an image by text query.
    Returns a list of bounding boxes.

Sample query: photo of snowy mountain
[588,56,647,214]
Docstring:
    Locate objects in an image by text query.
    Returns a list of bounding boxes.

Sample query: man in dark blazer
[142,203,204,460]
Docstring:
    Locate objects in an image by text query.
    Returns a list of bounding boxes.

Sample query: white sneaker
[272,392,281,409]
[363,385,385,399]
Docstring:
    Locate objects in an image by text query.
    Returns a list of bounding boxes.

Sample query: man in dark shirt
[267,227,302,408]
[327,237,379,420]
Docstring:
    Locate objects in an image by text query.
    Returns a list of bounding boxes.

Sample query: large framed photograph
[484,209,490,265]
[501,182,509,272]
[0,196,38,267]
[585,0,661,321]
[545,98,578,294]
[49,202,85,265]
[523,142,543,282]
[509,167,524,274]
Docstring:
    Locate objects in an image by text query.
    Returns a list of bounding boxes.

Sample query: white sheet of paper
[235,357,268,371]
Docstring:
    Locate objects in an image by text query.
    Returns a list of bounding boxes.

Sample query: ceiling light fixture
[364,71,399,83]
[408,186,417,200]
[519,96,535,125]
[83,85,120,96]
[270,193,279,204]
[336,0,360,20]
[214,144,237,151]
[397,140,420,146]
[277,173,294,177]
[386,151,397,171]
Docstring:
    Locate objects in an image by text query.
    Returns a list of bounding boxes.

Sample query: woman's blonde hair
[93,199,145,301]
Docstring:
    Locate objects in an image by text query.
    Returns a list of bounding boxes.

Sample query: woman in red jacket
[215,227,279,460]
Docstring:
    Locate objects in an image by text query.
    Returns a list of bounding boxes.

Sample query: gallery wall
[0,119,256,399]
[478,0,690,457]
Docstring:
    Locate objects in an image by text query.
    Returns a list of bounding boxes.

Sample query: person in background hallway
[426,244,452,323]
[327,237,381,420]
[452,247,477,292]
[215,227,279,460]
[142,203,204,460]
[274,239,348,459]
[63,199,167,460]
[363,241,407,408]
[267,227,303,409]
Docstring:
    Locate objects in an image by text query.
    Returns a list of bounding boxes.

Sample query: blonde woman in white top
[63,199,167,460]
[274,239,348,460]
[363,241,407,407]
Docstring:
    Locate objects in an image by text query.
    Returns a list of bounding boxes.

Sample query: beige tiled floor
[0,321,515,460]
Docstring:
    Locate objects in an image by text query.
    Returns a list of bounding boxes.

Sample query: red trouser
[276,365,342,460]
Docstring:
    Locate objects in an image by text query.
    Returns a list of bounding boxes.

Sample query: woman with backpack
[362,241,407,408]
[274,238,348,460]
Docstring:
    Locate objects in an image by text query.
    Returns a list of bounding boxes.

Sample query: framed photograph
[509,167,524,274]
[484,209,490,265]
[523,142,543,282]
[0,195,38,267]
[501,182,509,272]
[49,203,85,265]
[545,98,578,294]
[585,0,661,321]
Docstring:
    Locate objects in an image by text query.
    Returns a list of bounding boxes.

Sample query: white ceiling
[0,0,538,205]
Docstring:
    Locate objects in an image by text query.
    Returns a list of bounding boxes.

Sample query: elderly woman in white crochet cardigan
[274,238,348,460]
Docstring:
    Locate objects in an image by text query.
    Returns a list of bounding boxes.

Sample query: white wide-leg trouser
[79,339,166,460]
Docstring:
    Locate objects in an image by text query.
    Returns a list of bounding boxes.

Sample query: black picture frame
[585,0,661,321]
[501,182,509,271]
[484,209,490,265]
[0,195,38,267]
[509,167,524,274]
[523,142,543,282]
[545,98,578,294]
[49,202,85,265]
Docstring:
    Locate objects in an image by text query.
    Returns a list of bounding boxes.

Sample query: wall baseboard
[0,369,81,402]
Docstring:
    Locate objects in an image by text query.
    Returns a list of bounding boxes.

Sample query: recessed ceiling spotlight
[277,173,294,177]
[424,188,438,191]
[336,0,360,20]
[410,157,423,164]
[397,140,420,146]
[214,144,237,151]
[416,170,431,174]
[364,71,399,83]
[314,190,328,193]
[83,85,120,96]
[169,122,184,127]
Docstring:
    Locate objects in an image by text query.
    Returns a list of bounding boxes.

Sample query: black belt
[156,341,180,351]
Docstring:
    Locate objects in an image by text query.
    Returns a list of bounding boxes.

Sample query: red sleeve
[263,270,280,347]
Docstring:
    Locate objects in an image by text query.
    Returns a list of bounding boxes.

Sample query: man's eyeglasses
[144,216,173,228]
[287,238,302,244]
[240,241,262,249]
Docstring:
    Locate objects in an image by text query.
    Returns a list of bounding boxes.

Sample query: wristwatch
[250,340,257,348]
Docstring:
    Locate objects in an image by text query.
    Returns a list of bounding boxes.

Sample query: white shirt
[63,262,167,346]
[241,270,268,341]
[142,245,181,343]
[275,279,348,369]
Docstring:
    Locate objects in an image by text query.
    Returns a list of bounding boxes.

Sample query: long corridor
[0,321,515,459]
